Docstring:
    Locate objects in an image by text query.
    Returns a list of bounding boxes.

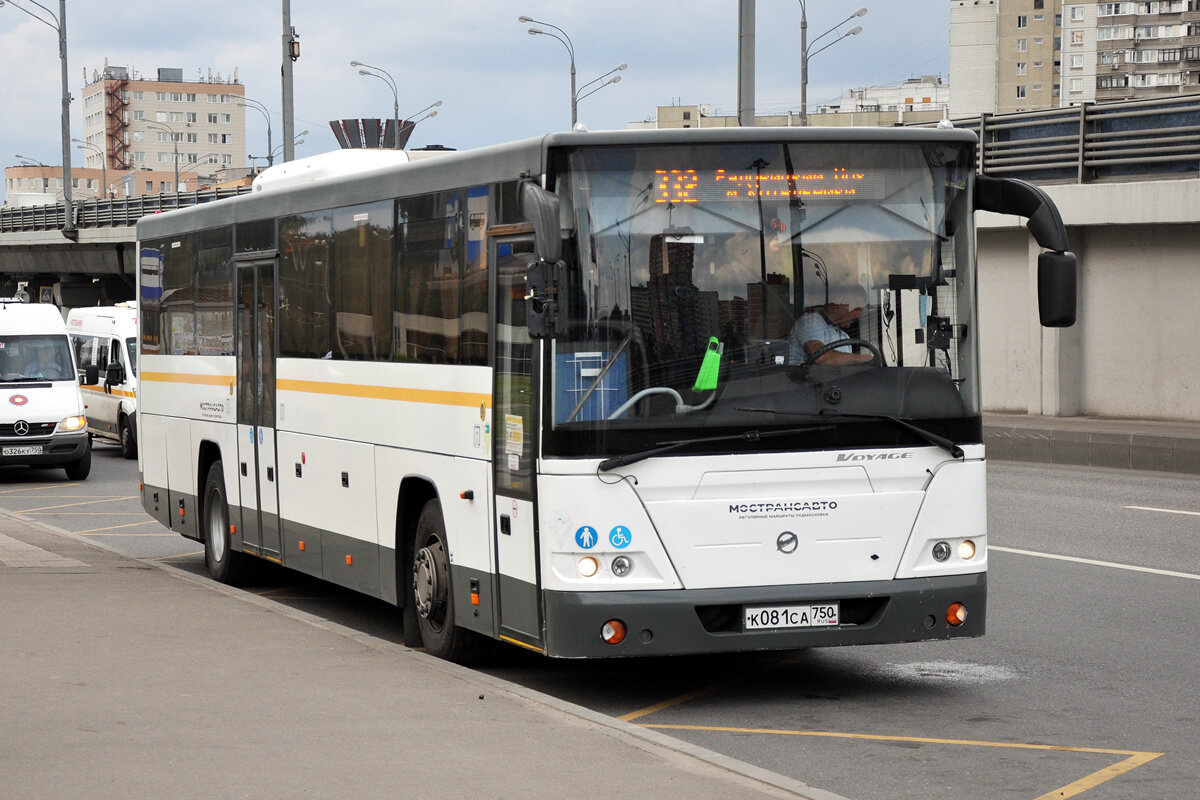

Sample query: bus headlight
[577,556,599,578]
[959,540,977,560]
[611,555,632,577]
[932,541,952,562]
[58,415,87,433]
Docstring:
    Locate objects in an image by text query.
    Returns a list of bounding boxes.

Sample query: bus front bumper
[542,572,986,658]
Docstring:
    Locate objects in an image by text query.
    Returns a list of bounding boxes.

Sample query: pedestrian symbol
[575,526,598,549]
[609,525,632,549]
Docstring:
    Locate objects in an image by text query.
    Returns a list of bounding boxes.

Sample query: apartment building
[78,65,247,195]
[950,0,1200,115]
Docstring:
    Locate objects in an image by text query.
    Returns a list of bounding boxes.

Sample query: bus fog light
[601,619,627,645]
[946,602,967,626]
[577,556,599,578]
[932,541,952,562]
[611,555,632,577]
[959,540,976,560]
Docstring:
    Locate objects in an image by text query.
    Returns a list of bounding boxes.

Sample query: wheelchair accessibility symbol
[609,525,632,549]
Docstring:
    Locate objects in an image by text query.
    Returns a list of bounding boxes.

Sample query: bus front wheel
[411,499,482,664]
[203,460,246,585]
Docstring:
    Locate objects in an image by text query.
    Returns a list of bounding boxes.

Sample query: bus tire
[203,460,246,585]
[411,499,482,664]
[119,416,137,460]
[64,440,91,481]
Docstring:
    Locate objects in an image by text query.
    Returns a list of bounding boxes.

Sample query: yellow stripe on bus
[81,386,136,399]
[141,371,235,387]
[276,378,491,409]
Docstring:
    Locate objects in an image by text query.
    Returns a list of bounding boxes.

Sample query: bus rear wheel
[411,499,482,664]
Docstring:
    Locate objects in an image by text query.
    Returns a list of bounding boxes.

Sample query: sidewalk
[984,413,1200,475]
[0,510,845,800]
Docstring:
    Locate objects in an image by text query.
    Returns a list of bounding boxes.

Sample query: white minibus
[0,300,94,479]
[67,302,139,458]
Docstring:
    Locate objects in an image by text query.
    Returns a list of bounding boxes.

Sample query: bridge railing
[918,94,1200,184]
[0,185,252,234]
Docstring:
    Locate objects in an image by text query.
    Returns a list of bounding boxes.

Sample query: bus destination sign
[654,168,885,204]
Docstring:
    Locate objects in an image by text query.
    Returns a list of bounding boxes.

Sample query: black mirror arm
[975,175,1070,253]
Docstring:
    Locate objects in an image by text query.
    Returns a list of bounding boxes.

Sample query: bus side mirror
[519,181,562,263]
[1038,250,1077,328]
[525,259,567,339]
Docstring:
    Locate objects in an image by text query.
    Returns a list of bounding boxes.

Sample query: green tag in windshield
[692,337,722,392]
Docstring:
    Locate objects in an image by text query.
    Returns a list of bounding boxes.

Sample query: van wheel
[119,416,137,459]
[64,441,91,480]
[203,460,247,585]
[411,499,483,664]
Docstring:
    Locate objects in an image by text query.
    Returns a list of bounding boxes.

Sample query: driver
[788,285,875,367]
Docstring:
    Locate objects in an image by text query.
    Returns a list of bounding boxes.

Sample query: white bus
[136,128,1076,662]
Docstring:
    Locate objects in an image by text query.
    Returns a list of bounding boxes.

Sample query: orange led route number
[654,168,877,203]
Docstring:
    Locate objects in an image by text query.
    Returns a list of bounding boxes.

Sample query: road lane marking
[74,520,165,534]
[991,545,1200,581]
[1124,504,1200,517]
[19,495,139,513]
[641,724,1163,800]
[0,483,83,493]
[619,662,785,722]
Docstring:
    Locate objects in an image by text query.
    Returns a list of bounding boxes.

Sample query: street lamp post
[146,121,181,190]
[350,61,401,148]
[2,0,76,238]
[238,97,274,166]
[799,3,867,126]
[72,139,106,199]
[576,62,626,106]
[520,15,577,128]
[15,155,51,195]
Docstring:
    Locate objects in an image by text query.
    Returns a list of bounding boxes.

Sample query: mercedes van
[67,302,138,458]
[0,300,94,479]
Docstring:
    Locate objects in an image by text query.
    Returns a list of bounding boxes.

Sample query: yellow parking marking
[619,665,782,722]
[642,724,1162,799]
[0,483,82,493]
[155,551,203,561]
[19,495,138,513]
[74,521,164,535]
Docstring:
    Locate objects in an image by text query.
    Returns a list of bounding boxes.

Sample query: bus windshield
[545,140,979,459]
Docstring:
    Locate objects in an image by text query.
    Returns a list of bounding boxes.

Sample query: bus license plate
[2,445,43,457]
[744,603,839,630]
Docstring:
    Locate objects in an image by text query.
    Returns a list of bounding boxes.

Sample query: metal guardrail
[0,185,252,234]
[925,94,1200,184]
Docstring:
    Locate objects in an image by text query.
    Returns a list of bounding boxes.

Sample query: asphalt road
[2,450,1196,800]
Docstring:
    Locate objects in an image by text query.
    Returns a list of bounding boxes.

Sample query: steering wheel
[803,338,883,367]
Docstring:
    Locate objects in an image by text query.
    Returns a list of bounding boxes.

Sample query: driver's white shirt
[788,310,852,365]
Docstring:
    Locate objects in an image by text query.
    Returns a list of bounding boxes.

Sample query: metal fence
[0,185,252,234]
[924,94,1200,184]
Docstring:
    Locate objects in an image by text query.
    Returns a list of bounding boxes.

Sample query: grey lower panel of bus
[142,483,500,640]
[541,572,986,659]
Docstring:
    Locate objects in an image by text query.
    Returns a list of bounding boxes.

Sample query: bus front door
[491,234,544,650]
[235,257,282,560]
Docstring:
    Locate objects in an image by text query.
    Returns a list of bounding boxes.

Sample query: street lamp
[350,60,401,148]
[15,155,51,194]
[576,62,626,106]
[2,0,76,238]
[72,139,107,199]
[799,3,867,126]
[238,97,274,166]
[176,152,219,190]
[520,15,577,128]
[146,121,182,190]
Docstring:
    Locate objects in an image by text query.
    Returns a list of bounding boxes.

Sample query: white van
[0,300,94,479]
[66,302,138,459]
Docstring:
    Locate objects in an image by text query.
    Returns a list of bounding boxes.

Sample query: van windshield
[0,335,76,382]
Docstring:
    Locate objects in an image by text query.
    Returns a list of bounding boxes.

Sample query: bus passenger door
[491,234,543,650]
[235,257,282,560]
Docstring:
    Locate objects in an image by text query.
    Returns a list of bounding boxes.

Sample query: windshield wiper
[597,425,833,472]
[737,407,964,460]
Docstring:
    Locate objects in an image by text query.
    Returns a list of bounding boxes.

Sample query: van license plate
[3,445,43,456]
[744,603,839,630]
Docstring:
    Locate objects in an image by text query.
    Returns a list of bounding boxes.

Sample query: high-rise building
[950,1,1200,116]
[78,65,247,194]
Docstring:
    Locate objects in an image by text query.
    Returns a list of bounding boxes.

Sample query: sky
[0,1,951,203]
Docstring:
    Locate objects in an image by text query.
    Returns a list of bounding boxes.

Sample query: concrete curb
[984,416,1200,475]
